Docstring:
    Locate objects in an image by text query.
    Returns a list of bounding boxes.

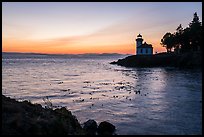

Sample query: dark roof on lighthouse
[136,34,143,41]
[137,34,142,37]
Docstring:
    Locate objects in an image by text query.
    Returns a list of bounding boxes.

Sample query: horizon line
[2,51,132,55]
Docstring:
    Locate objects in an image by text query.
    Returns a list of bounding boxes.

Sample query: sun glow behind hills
[2,2,202,54]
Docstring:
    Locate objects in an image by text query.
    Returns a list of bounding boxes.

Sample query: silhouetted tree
[189,12,202,27]
[161,12,202,53]
[174,24,184,53]
[161,32,175,53]
[188,12,202,51]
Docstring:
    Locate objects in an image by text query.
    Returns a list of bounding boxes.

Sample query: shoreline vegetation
[2,95,116,135]
[110,51,202,69]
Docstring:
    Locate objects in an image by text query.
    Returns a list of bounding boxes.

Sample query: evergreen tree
[189,12,201,27]
[174,24,184,53]
[188,12,202,51]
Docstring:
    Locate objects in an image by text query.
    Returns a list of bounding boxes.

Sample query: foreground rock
[2,95,116,135]
[83,119,98,135]
[98,121,116,135]
[83,120,116,135]
[2,95,84,135]
[111,52,202,68]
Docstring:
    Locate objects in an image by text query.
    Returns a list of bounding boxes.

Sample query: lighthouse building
[136,34,153,55]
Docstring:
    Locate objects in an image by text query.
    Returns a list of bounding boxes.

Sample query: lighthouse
[136,34,143,54]
[135,34,153,55]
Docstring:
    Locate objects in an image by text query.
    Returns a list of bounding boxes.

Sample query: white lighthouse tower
[136,34,143,55]
[135,34,153,55]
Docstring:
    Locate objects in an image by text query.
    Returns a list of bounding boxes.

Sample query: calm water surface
[2,54,202,135]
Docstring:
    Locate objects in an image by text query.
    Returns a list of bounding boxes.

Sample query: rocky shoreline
[110,52,202,68]
[2,95,116,135]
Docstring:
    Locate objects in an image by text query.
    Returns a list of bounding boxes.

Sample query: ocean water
[2,54,202,135]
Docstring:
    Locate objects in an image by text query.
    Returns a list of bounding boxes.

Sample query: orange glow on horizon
[2,36,166,54]
[3,39,167,54]
[3,37,139,54]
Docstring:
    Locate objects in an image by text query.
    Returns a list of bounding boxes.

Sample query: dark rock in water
[110,61,117,64]
[98,121,116,135]
[83,119,98,135]
[135,90,140,94]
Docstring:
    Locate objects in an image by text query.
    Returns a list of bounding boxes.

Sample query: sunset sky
[2,2,202,54]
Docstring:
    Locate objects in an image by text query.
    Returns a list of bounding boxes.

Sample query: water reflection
[109,67,201,135]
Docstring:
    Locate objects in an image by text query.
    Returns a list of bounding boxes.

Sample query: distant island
[2,52,130,59]
[111,12,202,69]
